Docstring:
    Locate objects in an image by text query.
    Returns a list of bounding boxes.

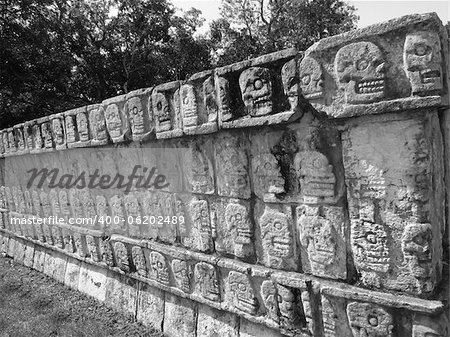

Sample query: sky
[171,0,449,34]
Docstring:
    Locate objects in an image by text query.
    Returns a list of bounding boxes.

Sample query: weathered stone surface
[43,249,67,284]
[103,94,130,143]
[136,282,165,329]
[77,262,108,302]
[64,258,81,290]
[32,246,47,273]
[343,112,444,296]
[226,271,258,314]
[104,271,138,317]
[346,302,394,337]
[239,318,284,337]
[125,88,154,141]
[152,81,183,139]
[163,294,197,337]
[197,305,239,337]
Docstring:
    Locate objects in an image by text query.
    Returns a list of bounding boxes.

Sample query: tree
[0,0,210,128]
[210,0,358,66]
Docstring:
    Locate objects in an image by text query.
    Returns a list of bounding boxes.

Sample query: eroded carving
[127,96,145,136]
[194,262,220,301]
[180,84,198,127]
[347,302,394,337]
[105,104,123,140]
[404,31,443,95]
[124,193,142,237]
[252,153,285,201]
[203,76,217,122]
[261,280,278,323]
[184,146,214,194]
[216,77,231,121]
[41,122,53,149]
[131,246,147,277]
[183,198,212,252]
[89,106,108,144]
[148,251,170,285]
[239,67,273,116]
[52,118,65,147]
[225,202,254,258]
[65,114,77,144]
[281,58,299,110]
[152,91,171,132]
[299,56,324,100]
[172,259,191,292]
[228,271,258,314]
[335,41,386,104]
[352,220,390,273]
[114,241,130,273]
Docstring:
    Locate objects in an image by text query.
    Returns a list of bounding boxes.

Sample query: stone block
[77,261,108,302]
[136,282,165,330]
[22,241,35,267]
[13,238,26,264]
[104,271,139,317]
[197,304,239,337]
[163,293,197,337]
[152,81,183,139]
[32,246,47,273]
[43,248,67,284]
[239,318,284,337]
[125,88,155,142]
[102,94,131,143]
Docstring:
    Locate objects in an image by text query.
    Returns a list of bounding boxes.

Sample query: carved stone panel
[227,271,258,314]
[412,314,447,337]
[152,81,183,139]
[88,104,108,146]
[297,205,347,279]
[257,204,296,270]
[172,259,191,293]
[51,115,66,149]
[260,280,279,323]
[182,141,214,194]
[346,302,394,337]
[299,56,324,101]
[404,31,443,95]
[125,88,154,141]
[194,262,220,302]
[215,134,251,199]
[148,251,170,285]
[281,58,299,111]
[124,193,142,237]
[239,67,273,116]
[109,195,127,235]
[216,76,232,122]
[131,246,147,277]
[114,241,130,273]
[181,197,212,252]
[252,153,285,202]
[103,94,130,143]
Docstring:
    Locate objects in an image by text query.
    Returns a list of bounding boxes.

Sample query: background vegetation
[0,0,357,127]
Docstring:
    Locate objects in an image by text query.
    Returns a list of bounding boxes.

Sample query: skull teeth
[304,91,323,99]
[356,79,385,94]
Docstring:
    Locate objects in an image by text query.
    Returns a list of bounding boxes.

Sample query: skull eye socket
[414,44,431,56]
[183,97,189,105]
[368,315,379,326]
[157,102,163,110]
[413,235,426,245]
[301,75,311,85]
[274,221,283,230]
[357,59,369,70]
[254,79,263,90]
[365,232,377,244]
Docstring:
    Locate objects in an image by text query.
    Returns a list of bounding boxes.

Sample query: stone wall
[0,12,449,337]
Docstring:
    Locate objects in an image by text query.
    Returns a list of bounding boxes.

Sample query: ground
[0,256,163,337]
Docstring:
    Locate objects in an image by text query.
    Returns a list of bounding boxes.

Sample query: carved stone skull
[172,259,190,292]
[114,242,130,273]
[225,203,252,245]
[299,206,337,271]
[404,31,443,95]
[76,112,89,141]
[180,84,198,126]
[352,220,390,273]
[261,280,278,323]
[402,223,433,278]
[228,271,258,314]
[41,122,53,148]
[281,58,299,111]
[127,97,145,135]
[239,67,273,116]
[335,41,386,104]
[299,56,324,100]
[33,124,42,149]
[149,251,170,285]
[131,246,147,277]
[24,124,33,149]
[152,91,171,132]
[253,153,286,200]
[65,115,76,143]
[15,127,25,150]
[203,76,217,122]
[217,77,232,121]
[194,262,220,301]
[105,104,122,138]
[347,302,394,337]
[52,118,64,145]
[260,208,293,258]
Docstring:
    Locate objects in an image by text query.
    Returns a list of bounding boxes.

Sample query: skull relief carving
[239,67,273,116]
[402,223,433,279]
[203,76,217,122]
[172,259,191,292]
[76,111,89,142]
[261,280,278,323]
[228,271,258,314]
[52,119,64,145]
[41,122,53,148]
[180,84,198,127]
[152,91,171,132]
[282,58,299,111]
[65,115,76,143]
[252,153,286,201]
[149,251,170,285]
[335,41,386,104]
[114,242,130,273]
[131,246,147,277]
[217,77,232,121]
[33,124,42,150]
[127,97,145,135]
[105,104,122,139]
[225,203,252,245]
[347,302,394,337]
[404,31,443,95]
[299,56,324,100]
[194,262,220,301]
[352,220,390,273]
